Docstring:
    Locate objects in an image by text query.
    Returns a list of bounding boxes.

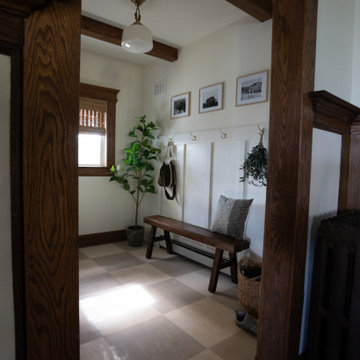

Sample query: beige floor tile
[210,286,240,310]
[105,316,205,360]
[129,246,177,263]
[80,282,161,336]
[79,259,107,279]
[176,268,235,296]
[110,263,171,286]
[81,244,124,259]
[211,331,257,360]
[146,279,204,314]
[114,241,147,252]
[80,337,118,360]
[96,306,161,336]
[189,349,223,360]
[165,297,240,348]
[79,250,88,260]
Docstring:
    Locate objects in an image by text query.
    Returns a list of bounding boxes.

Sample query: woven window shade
[79,97,107,135]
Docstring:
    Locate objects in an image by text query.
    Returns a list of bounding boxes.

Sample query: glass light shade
[121,23,153,53]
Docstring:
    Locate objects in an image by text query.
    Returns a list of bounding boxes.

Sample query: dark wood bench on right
[144,215,250,293]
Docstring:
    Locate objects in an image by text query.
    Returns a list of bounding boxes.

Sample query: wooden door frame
[22,0,81,358]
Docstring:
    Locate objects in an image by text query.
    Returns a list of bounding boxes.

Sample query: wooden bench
[144,215,249,293]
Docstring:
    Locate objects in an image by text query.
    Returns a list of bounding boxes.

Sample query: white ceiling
[81,0,250,64]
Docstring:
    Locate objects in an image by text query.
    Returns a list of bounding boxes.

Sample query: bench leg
[146,225,157,259]
[209,249,224,293]
[229,252,238,283]
[164,230,173,254]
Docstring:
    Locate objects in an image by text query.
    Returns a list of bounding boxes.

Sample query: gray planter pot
[126,225,145,247]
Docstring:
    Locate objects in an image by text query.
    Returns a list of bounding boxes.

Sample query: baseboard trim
[78,230,126,248]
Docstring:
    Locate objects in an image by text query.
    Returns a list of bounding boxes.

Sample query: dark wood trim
[23,1,80,358]
[79,230,126,248]
[338,133,351,212]
[78,166,110,177]
[0,40,26,360]
[79,83,118,176]
[10,46,26,360]
[347,126,360,210]
[309,90,360,125]
[81,15,179,63]
[80,82,119,101]
[308,91,360,213]
[257,0,318,358]
[0,0,47,18]
[0,9,24,45]
[225,0,272,22]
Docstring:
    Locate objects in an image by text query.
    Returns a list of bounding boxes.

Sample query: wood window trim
[78,83,119,176]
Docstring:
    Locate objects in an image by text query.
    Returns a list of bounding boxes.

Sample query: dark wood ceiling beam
[0,0,47,17]
[81,15,178,62]
[225,0,272,22]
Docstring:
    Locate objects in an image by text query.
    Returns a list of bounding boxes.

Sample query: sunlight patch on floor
[80,285,155,325]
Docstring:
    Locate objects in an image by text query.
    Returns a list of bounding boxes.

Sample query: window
[79,83,119,176]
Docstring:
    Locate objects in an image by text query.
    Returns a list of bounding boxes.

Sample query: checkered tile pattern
[79,242,257,360]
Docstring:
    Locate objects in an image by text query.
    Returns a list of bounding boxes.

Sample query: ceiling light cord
[134,3,141,24]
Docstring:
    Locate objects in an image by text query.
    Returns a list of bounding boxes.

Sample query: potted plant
[109,115,160,246]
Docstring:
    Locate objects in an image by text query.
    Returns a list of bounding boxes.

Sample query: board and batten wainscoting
[153,124,267,271]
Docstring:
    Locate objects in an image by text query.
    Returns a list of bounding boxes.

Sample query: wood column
[23,0,80,358]
[347,123,360,210]
[257,0,318,359]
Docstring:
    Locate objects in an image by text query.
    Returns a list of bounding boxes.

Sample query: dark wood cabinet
[308,211,360,360]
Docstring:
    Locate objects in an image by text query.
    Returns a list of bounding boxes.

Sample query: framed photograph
[199,82,224,114]
[236,70,269,106]
[171,92,191,119]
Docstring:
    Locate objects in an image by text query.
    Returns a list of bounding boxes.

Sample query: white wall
[352,0,360,106]
[300,129,342,353]
[143,18,272,134]
[315,0,357,102]
[79,48,146,234]
[0,54,15,360]
[142,18,272,259]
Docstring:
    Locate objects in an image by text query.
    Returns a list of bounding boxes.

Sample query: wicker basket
[237,263,261,318]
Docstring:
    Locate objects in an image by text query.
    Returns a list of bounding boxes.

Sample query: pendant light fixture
[121,0,153,54]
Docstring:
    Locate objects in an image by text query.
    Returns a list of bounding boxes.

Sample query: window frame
[78,83,119,176]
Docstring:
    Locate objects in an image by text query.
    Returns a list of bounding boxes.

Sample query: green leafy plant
[109,115,161,226]
[240,127,268,187]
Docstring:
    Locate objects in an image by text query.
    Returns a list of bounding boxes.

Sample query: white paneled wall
[158,125,267,264]
[183,143,212,228]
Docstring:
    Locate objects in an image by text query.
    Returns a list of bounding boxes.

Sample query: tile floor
[79,241,257,360]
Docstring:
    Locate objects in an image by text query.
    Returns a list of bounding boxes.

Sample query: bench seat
[144,215,250,293]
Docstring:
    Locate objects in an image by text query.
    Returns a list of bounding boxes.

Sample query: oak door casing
[23,0,80,358]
